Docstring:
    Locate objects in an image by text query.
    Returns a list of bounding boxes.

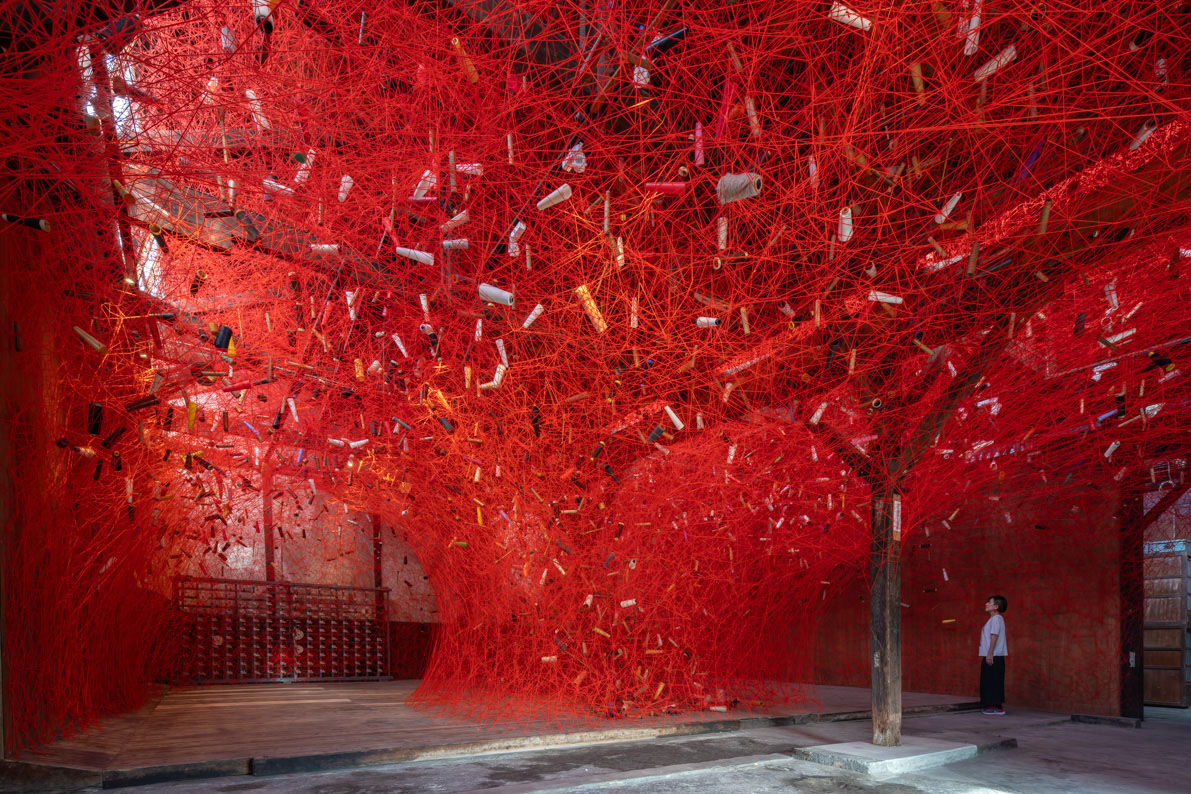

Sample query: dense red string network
[3,0,1191,751]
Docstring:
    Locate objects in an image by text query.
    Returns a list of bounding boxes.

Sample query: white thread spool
[807,155,819,188]
[495,338,508,366]
[478,363,508,390]
[1130,119,1158,150]
[868,291,903,304]
[716,172,763,205]
[245,89,269,130]
[934,192,962,224]
[474,318,483,342]
[395,247,434,266]
[288,398,299,422]
[221,26,236,53]
[537,183,572,211]
[974,44,1017,82]
[441,209,469,233]
[810,402,828,424]
[522,303,544,329]
[562,142,586,173]
[508,220,526,255]
[828,1,872,31]
[664,405,685,431]
[391,333,408,358]
[962,1,982,56]
[455,163,483,176]
[338,174,353,202]
[441,239,469,250]
[696,316,720,328]
[838,206,854,243]
[263,178,293,196]
[310,243,339,257]
[412,169,435,198]
[478,283,514,306]
[1103,328,1135,345]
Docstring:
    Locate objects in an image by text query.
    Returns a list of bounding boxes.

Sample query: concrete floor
[98,706,1190,794]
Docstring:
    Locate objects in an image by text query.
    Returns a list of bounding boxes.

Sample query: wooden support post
[371,514,391,677]
[262,469,276,582]
[871,487,902,746]
[372,513,384,608]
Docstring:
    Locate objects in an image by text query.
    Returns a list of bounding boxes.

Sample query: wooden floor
[16,681,969,772]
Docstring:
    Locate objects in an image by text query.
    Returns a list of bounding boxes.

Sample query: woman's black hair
[989,595,1008,614]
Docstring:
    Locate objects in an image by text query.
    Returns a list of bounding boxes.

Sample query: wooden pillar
[371,515,390,677]
[371,514,384,603]
[261,468,276,582]
[871,487,902,746]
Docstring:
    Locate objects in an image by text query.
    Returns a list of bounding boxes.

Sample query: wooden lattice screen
[175,577,390,683]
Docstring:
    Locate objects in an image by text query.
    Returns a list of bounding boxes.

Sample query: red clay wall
[812,483,1123,716]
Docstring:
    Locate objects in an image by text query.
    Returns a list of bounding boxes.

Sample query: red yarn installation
[3,0,1191,750]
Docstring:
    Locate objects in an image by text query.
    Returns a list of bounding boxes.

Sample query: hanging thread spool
[716,172,763,205]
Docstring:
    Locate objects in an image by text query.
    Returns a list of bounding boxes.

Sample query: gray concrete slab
[454,754,793,794]
[791,735,1015,777]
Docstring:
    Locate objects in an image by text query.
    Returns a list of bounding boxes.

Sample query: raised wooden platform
[13,681,978,789]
